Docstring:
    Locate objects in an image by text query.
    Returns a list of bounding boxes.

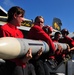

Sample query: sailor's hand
[66,44,70,52]
[57,44,63,53]
[22,48,32,63]
[68,47,74,52]
[26,48,32,59]
[35,47,43,59]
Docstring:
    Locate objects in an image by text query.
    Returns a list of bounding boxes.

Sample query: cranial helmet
[61,28,69,35]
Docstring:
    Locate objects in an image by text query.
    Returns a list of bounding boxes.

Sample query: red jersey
[27,25,55,52]
[52,39,58,42]
[0,23,24,38]
[0,23,26,67]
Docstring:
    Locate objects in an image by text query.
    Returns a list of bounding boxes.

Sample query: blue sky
[0,0,74,32]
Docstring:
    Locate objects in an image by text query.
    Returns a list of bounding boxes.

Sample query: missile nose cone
[0,37,21,59]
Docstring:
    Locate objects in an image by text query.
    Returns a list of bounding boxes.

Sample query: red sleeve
[28,25,55,52]
[0,27,8,37]
[71,40,74,47]
[65,36,74,47]
[0,28,3,37]
[0,29,10,37]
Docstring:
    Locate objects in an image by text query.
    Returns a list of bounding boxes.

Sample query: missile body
[0,37,68,59]
[54,42,68,50]
[0,37,49,59]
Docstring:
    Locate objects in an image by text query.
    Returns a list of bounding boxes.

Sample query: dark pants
[34,59,57,75]
[0,61,36,75]
[0,60,16,75]
[35,60,46,75]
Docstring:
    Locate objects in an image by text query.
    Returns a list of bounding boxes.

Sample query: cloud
[3,0,15,7]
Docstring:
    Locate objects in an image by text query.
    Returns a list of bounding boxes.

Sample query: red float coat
[0,23,26,68]
[27,25,55,59]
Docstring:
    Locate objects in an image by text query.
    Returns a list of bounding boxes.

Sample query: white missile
[0,37,49,59]
[0,37,68,60]
[54,42,68,50]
